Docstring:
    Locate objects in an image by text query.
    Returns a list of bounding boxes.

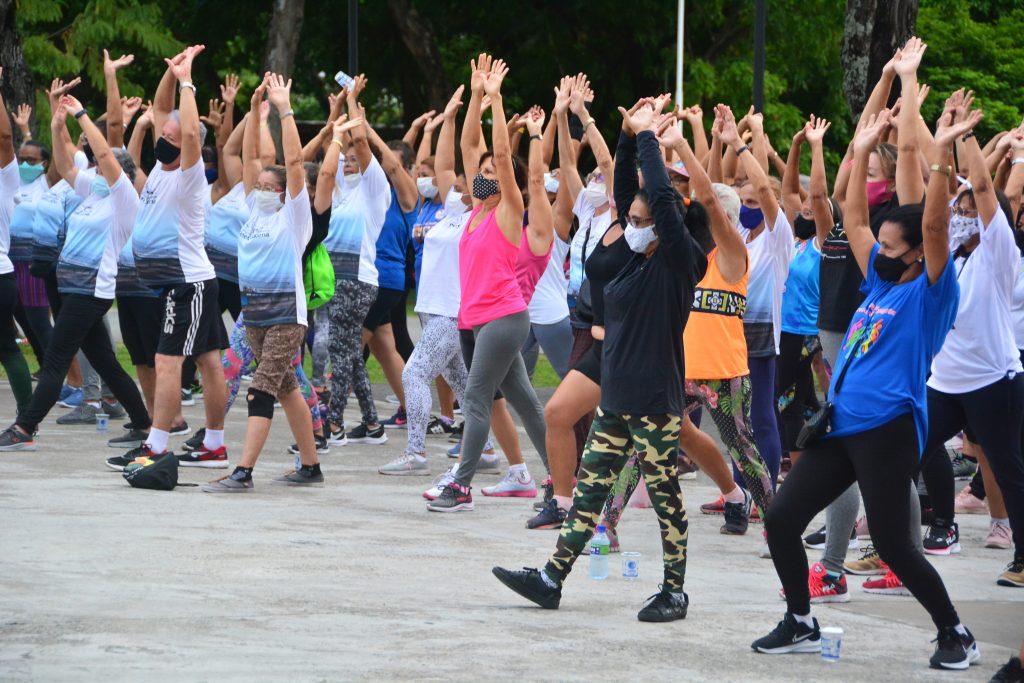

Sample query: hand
[651,93,672,117]
[676,104,702,125]
[200,99,226,128]
[804,114,831,145]
[265,73,292,112]
[347,73,367,103]
[882,48,899,77]
[715,104,741,147]
[618,98,647,135]
[164,45,205,83]
[136,101,153,129]
[328,88,347,120]
[220,73,240,104]
[481,58,508,97]
[568,73,590,117]
[13,104,31,132]
[470,53,492,94]
[411,110,436,130]
[121,96,143,126]
[50,101,71,127]
[443,85,464,119]
[60,94,84,115]
[332,114,362,139]
[505,112,523,138]
[916,83,930,108]
[853,109,892,155]
[792,121,807,145]
[737,105,755,133]
[619,99,656,133]
[655,112,684,149]
[747,110,765,134]
[424,112,444,133]
[1008,127,1024,154]
[103,49,134,77]
[893,36,926,77]
[934,107,983,148]
[525,106,545,136]
[251,72,270,111]
[46,77,81,109]
[552,76,571,116]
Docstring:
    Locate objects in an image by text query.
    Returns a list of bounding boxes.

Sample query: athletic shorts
[363,286,404,332]
[157,278,228,357]
[118,295,163,367]
[571,339,602,385]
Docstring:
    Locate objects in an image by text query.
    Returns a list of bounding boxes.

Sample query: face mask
[873,248,914,282]
[445,191,467,214]
[583,182,607,208]
[793,215,816,240]
[624,223,658,253]
[949,214,980,246]
[205,168,218,184]
[472,173,499,200]
[19,161,45,183]
[544,173,559,194]
[417,176,438,199]
[738,205,764,230]
[254,190,283,214]
[91,176,110,198]
[866,180,893,208]
[155,137,181,165]
[343,173,361,188]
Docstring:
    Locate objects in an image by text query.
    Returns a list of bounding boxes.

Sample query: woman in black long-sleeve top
[494,97,708,623]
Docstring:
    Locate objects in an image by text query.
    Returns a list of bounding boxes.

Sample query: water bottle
[589,524,610,580]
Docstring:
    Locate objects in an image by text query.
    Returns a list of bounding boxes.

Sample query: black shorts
[363,286,404,332]
[572,339,602,385]
[118,295,163,367]
[157,278,228,357]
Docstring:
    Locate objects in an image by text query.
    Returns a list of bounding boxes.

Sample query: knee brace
[247,388,276,419]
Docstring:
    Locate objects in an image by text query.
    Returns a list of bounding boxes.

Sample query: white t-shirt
[416,189,469,318]
[58,171,139,299]
[9,174,49,262]
[739,211,794,354]
[568,192,613,297]
[323,156,391,286]
[132,162,215,286]
[929,211,1023,393]
[0,159,18,273]
[1011,256,1024,350]
[237,186,313,327]
[529,235,570,325]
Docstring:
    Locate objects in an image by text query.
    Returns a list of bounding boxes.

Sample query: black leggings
[919,375,1024,558]
[765,413,959,629]
[13,302,51,365]
[390,286,414,362]
[774,332,821,453]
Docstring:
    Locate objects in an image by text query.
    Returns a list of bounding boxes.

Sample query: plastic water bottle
[589,524,610,580]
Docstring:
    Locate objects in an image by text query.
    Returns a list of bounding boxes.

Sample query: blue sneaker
[447,439,461,458]
[57,386,84,409]
[58,384,73,402]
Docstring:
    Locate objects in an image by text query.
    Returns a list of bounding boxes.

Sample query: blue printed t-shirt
[59,171,139,299]
[238,186,313,327]
[205,182,249,283]
[826,244,959,455]
[780,237,821,336]
[323,157,390,286]
[32,176,87,269]
[411,198,444,288]
[9,175,49,262]
[374,186,413,291]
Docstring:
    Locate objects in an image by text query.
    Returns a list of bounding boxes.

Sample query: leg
[436,375,455,418]
[520,326,540,379]
[221,315,254,415]
[22,306,53,364]
[679,412,736,493]
[567,327,596,472]
[310,306,330,388]
[326,282,371,429]
[293,356,322,435]
[349,283,380,426]
[919,387,970,527]
[490,398,524,465]
[497,351,549,471]
[77,306,150,429]
[747,355,783,488]
[389,286,414,361]
[820,485,862,573]
[197,349,227,431]
[602,452,642,533]
[402,314,459,455]
[369,323,406,408]
[544,370,602,501]
[532,316,574,379]
[0,274,32,413]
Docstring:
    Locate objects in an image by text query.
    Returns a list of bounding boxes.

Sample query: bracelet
[74,109,88,120]
[929,164,953,178]
[529,134,541,142]
[962,131,976,142]
[279,110,294,120]
[735,144,750,157]
[178,82,196,95]
[585,118,597,129]
[330,138,344,150]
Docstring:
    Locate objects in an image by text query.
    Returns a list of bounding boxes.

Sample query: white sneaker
[379,452,430,476]
[423,465,457,501]
[477,454,501,473]
[482,470,538,498]
[759,530,772,558]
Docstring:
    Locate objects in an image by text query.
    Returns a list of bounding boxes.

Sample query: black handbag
[575,279,594,325]
[795,354,852,449]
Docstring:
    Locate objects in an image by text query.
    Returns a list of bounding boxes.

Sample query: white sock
[146,428,170,454]
[553,494,572,511]
[510,463,527,474]
[723,486,746,504]
[993,517,1011,528]
[953,623,969,636]
[412,452,427,463]
[481,453,498,465]
[203,428,224,450]
[87,401,101,409]
[791,612,814,628]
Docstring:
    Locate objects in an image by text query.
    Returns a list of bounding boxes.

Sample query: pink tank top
[516,228,553,305]
[458,204,527,328]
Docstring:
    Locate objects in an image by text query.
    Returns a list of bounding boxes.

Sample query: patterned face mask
[472,173,499,200]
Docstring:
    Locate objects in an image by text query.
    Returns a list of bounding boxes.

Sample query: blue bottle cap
[596,524,606,533]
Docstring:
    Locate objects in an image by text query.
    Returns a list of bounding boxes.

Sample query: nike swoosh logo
[791,632,812,643]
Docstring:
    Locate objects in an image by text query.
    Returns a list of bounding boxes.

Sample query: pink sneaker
[985,521,1012,549]
[481,470,537,497]
[954,485,988,515]
[854,515,871,539]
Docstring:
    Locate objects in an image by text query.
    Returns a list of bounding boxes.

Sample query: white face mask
[254,190,283,214]
[949,214,980,247]
[343,173,361,188]
[624,223,657,253]
[544,172,560,194]
[583,182,607,209]
[445,190,467,214]
[417,176,439,199]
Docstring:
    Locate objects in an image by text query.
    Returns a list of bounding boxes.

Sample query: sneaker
[385,393,400,405]
[998,557,1024,587]
[759,529,772,558]
[169,421,191,437]
[533,479,555,511]
[346,423,387,445]
[482,470,537,497]
[101,401,126,419]
[721,489,752,535]
[526,499,568,530]
[107,427,149,449]
[923,520,961,556]
[990,656,1023,682]
[241,372,254,383]
[56,403,100,425]
[954,485,988,515]
[105,445,153,472]
[426,482,473,512]
[289,435,330,455]
[177,445,229,469]
[637,587,688,622]
[700,495,726,515]
[951,452,978,480]
[677,452,698,481]
[188,381,204,400]
[985,521,1012,550]
[751,613,821,654]
[447,439,462,458]
[862,567,911,596]
[491,566,561,609]
[448,421,464,441]
[57,383,75,403]
[844,544,886,575]
[854,515,870,539]
[201,470,253,493]
[806,562,850,603]
[272,466,324,486]
[57,386,83,408]
[929,626,981,670]
[379,452,429,476]
[181,428,206,452]
[0,425,36,451]
[181,389,195,406]
[453,400,462,415]
[802,525,859,550]
[380,408,408,429]
[423,465,457,501]
[426,415,458,436]
[328,424,348,446]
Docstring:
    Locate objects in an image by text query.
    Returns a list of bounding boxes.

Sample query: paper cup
[621,552,640,580]
[820,626,843,662]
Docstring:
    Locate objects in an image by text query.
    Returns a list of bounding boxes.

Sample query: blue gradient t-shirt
[205,182,248,283]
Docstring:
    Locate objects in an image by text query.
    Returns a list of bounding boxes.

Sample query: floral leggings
[404,313,468,454]
[223,313,322,431]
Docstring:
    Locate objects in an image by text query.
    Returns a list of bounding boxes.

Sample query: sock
[953,623,969,637]
[553,495,572,511]
[439,415,454,426]
[510,463,527,474]
[993,517,1011,528]
[231,466,253,481]
[723,485,746,504]
[146,428,170,454]
[87,401,101,409]
[480,453,498,464]
[826,569,842,579]
[203,428,225,450]
[540,568,559,589]
[791,612,814,628]
[412,452,427,463]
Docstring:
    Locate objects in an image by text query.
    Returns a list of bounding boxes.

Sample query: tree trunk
[0,0,35,144]
[262,0,305,163]
[841,0,918,118]
[386,0,451,122]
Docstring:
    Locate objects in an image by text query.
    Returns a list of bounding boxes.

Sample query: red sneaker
[777,562,852,604]
[862,566,911,596]
[177,445,229,469]
[700,495,725,515]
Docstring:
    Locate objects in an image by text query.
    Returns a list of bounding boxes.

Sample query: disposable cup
[621,552,640,580]
[820,626,843,662]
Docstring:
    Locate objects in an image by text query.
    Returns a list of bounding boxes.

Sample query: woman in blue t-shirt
[754,51,979,668]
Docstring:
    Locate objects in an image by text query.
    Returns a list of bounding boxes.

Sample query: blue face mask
[91,176,110,198]
[19,161,45,183]
[205,167,218,184]
[739,204,764,230]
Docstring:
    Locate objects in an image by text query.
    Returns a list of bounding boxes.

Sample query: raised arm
[316,117,348,214]
[416,112,443,168]
[720,104,781,227]
[164,45,206,170]
[0,68,14,167]
[48,104,78,187]
[847,111,892,277]
[481,57,525,243]
[346,74,373,173]
[707,115,724,183]
[678,105,709,162]
[434,86,464,203]
[554,77,583,203]
[61,95,121,187]
[364,118,418,211]
[221,110,247,189]
[960,113,998,227]
[570,75,613,195]
[805,116,834,247]
[1006,128,1024,220]
[460,53,491,184]
[403,109,434,150]
[150,64,176,146]
[127,101,152,166]
[102,49,134,148]
[613,99,647,223]
[524,107,553,255]
[781,122,807,223]
[242,76,268,194]
[747,111,770,175]
[541,109,557,168]
[263,73,303,199]
[893,37,926,204]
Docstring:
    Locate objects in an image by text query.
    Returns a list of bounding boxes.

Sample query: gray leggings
[521,316,573,379]
[456,310,548,487]
[818,329,922,572]
[310,306,330,388]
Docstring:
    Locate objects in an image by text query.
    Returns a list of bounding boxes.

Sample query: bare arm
[781,123,807,223]
[151,65,176,146]
[893,37,926,204]
[482,58,525,244]
[402,110,434,150]
[541,111,557,168]
[163,45,206,170]
[61,96,121,187]
[748,112,770,174]
[461,55,491,186]
[416,113,443,168]
[681,105,709,162]
[707,117,724,183]
[365,120,418,211]
[221,110,247,189]
[961,119,998,227]
[48,105,78,187]
[570,76,613,195]
[317,121,345,215]
[0,69,13,167]
[554,77,583,203]
[847,112,892,278]
[720,105,781,227]
[1005,129,1024,218]
[242,78,267,194]
[102,49,134,148]
[435,86,464,203]
[806,117,834,247]
[524,108,553,255]
[346,74,374,173]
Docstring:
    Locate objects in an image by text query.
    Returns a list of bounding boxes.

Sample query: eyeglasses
[628,214,654,228]
[951,206,977,218]
[254,184,283,193]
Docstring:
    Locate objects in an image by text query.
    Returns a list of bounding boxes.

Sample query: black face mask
[873,248,914,282]
[155,137,181,165]
[793,215,816,240]
[83,143,95,165]
[472,173,499,200]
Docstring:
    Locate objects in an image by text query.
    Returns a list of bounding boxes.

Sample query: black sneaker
[923,520,961,556]
[491,566,561,609]
[108,427,149,449]
[929,626,980,670]
[327,424,347,446]
[426,415,458,436]
[273,464,325,486]
[721,489,753,535]
[802,525,827,549]
[637,587,688,622]
[427,482,474,512]
[181,427,206,452]
[346,422,387,445]
[105,445,155,472]
[990,656,1023,682]
[533,479,555,512]
[181,389,195,406]
[751,613,821,654]
[0,425,36,451]
[170,421,191,437]
[527,498,568,529]
[101,401,126,419]
[289,435,330,455]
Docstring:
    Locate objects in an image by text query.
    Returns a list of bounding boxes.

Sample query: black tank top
[584,228,632,326]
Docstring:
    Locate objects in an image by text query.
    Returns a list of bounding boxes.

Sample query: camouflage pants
[544,409,688,591]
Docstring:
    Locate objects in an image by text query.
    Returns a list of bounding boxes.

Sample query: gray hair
[712,182,740,228]
[112,148,137,184]
[168,109,208,145]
